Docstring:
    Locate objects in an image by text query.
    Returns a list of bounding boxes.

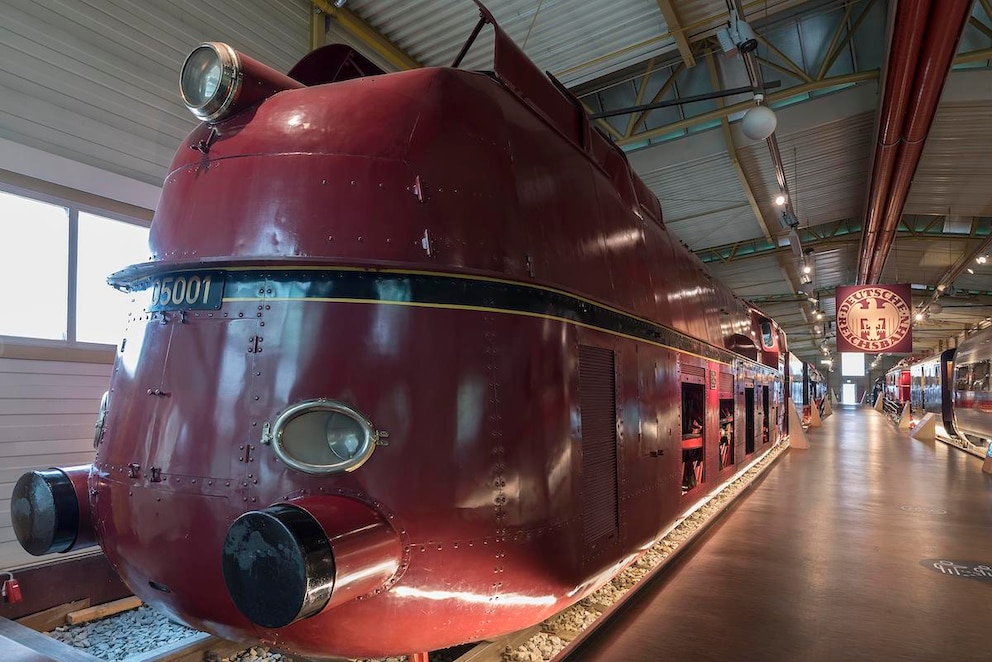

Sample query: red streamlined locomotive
[11,5,787,658]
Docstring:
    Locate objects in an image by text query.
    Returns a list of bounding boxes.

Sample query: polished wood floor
[579,405,992,661]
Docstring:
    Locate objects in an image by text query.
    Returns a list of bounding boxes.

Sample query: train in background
[883,326,992,444]
[788,352,827,418]
[9,4,789,659]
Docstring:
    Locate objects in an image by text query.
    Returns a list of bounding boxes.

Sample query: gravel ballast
[46,442,786,662]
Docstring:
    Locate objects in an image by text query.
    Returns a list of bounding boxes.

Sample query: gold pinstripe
[222,295,734,367]
[155,264,664,328]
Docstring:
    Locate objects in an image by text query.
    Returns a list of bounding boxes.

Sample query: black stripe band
[147,268,769,369]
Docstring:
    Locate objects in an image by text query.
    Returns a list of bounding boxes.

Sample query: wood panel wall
[0,357,111,568]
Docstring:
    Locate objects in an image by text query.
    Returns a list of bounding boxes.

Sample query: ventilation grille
[579,345,618,546]
[720,372,734,396]
[680,364,706,380]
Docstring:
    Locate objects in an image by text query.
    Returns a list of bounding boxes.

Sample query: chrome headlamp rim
[271,399,379,475]
[179,42,242,122]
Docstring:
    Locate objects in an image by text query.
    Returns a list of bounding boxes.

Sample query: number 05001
[148,272,225,311]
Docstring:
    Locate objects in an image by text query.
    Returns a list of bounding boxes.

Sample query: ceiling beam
[705,51,814,349]
[697,218,992,264]
[617,70,878,145]
[655,0,696,68]
[918,232,992,316]
[312,0,420,70]
[309,4,326,51]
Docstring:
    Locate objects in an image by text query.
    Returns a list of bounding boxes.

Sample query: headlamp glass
[179,43,241,122]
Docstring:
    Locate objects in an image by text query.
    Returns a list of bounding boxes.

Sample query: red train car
[10,6,786,658]
[885,365,912,406]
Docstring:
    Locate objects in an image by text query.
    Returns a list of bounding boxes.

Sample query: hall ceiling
[327,0,992,371]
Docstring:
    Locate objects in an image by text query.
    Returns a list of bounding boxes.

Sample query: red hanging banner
[834,284,913,353]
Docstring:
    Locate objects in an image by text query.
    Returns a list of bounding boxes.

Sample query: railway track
[3,442,788,662]
[0,614,246,662]
[451,440,790,662]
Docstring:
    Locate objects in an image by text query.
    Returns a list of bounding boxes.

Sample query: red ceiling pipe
[866,0,973,284]
[856,0,931,284]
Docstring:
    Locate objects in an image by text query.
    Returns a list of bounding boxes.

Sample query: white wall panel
[0,356,111,568]
[0,0,310,187]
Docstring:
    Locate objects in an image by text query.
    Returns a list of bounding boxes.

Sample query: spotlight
[967,268,975,274]
[915,313,923,321]
[977,255,988,264]
[717,8,759,54]
[803,265,811,274]
[774,194,786,206]
[816,312,824,320]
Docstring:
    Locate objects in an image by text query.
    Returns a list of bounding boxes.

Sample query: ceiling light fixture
[741,94,777,141]
[774,193,786,206]
[978,255,988,265]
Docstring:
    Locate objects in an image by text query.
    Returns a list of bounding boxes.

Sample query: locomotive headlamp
[180,42,241,122]
[179,42,304,124]
[269,400,381,474]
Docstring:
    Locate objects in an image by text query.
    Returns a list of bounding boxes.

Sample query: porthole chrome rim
[179,42,243,122]
[271,399,379,475]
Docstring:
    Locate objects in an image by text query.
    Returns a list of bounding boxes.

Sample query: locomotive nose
[221,497,401,629]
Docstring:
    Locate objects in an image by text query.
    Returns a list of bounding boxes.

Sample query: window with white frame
[0,187,150,346]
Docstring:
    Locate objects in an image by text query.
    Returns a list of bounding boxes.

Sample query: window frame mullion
[67,206,79,343]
